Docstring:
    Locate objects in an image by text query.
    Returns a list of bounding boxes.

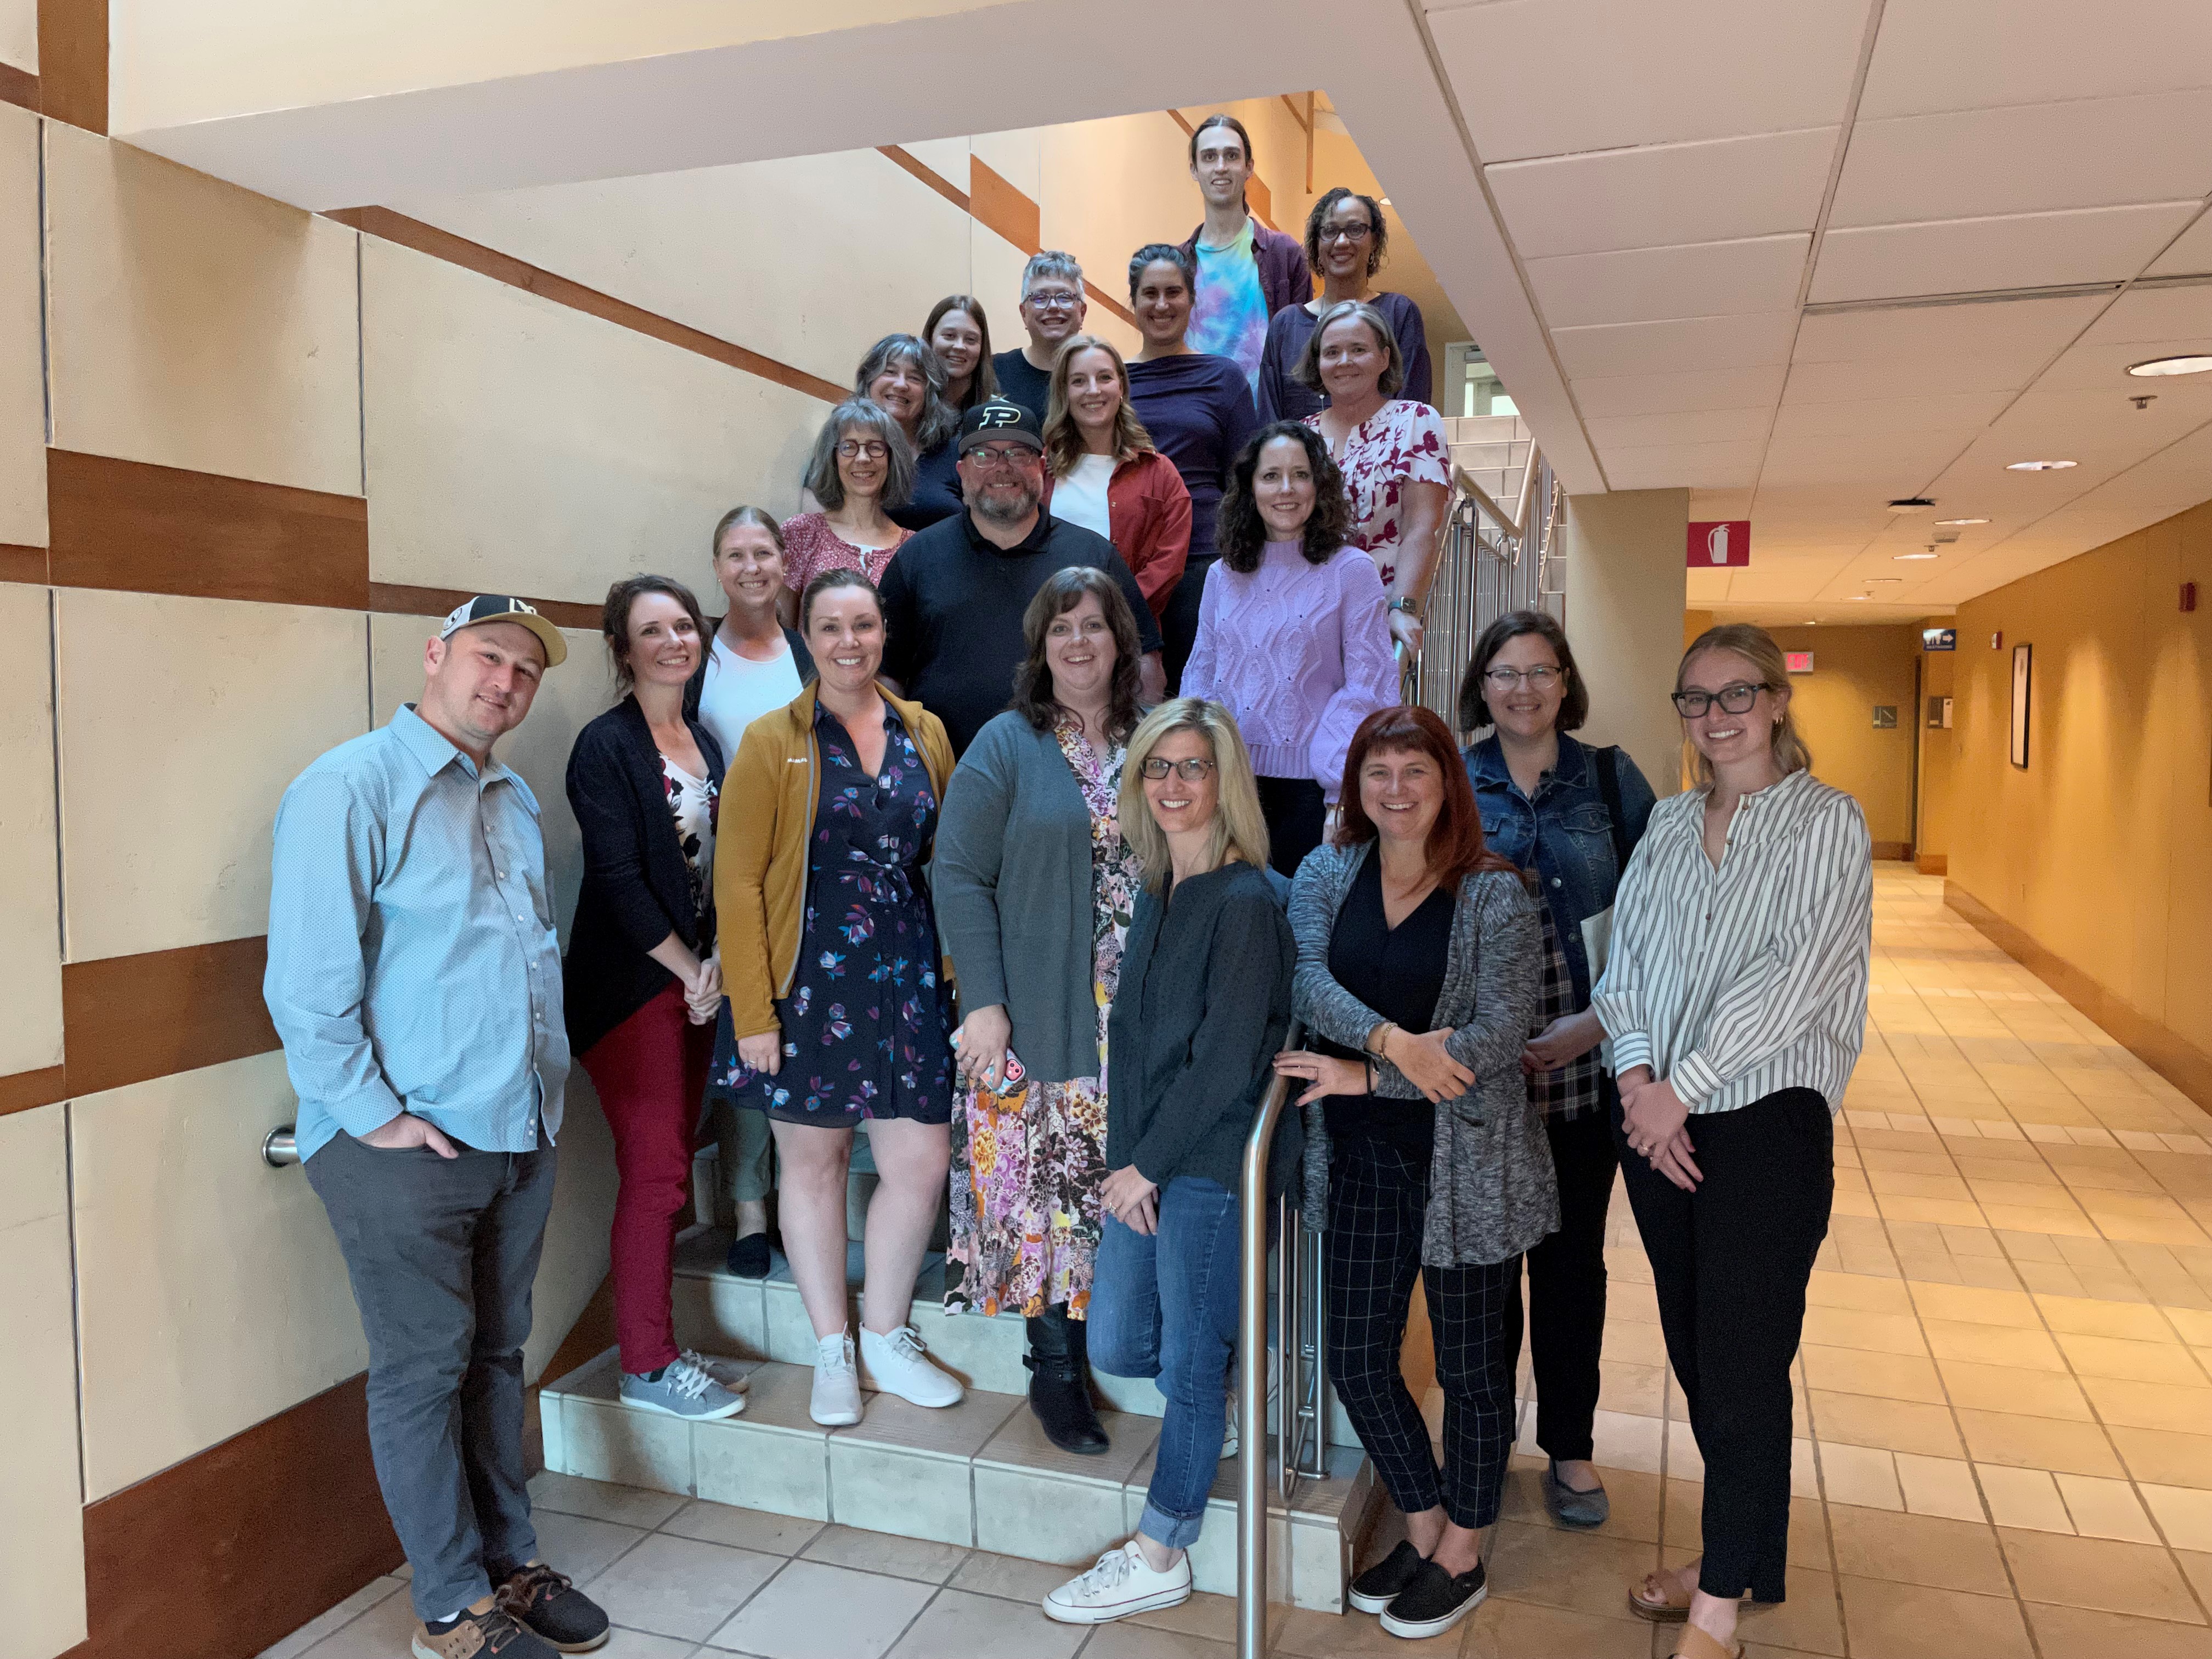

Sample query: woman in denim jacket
[1460,609,1656,1527]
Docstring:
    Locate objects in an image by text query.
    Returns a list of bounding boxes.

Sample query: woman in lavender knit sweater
[1182,421,1400,876]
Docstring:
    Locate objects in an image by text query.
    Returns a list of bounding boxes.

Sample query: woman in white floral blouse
[1299,298,1452,657]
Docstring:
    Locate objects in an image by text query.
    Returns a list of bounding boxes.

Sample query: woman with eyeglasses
[1458,610,1655,1530]
[781,398,916,625]
[1040,334,1191,625]
[1596,624,1871,1659]
[1122,243,1260,691]
[1181,421,1396,878]
[1258,188,1433,424]
[845,332,964,532]
[1272,704,1545,1642]
[1042,698,1294,1627]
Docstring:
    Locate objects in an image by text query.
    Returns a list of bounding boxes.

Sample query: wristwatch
[1387,596,1424,618]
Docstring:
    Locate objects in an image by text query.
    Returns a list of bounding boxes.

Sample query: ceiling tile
[1857,0,2212,120]
[1793,292,2106,360]
[2078,283,2212,344]
[1769,388,2011,438]
[1808,201,2200,302]
[1486,127,1836,257]
[1689,488,1756,518]
[1553,312,1799,377]
[1829,91,2212,228]
[1599,437,1764,489]
[2144,209,2212,275]
[1588,405,1774,448]
[1572,364,1791,417]
[1427,0,1874,161]
[1982,383,2212,453]
[2035,335,2212,390]
[1782,354,2037,401]
[1527,233,1809,327]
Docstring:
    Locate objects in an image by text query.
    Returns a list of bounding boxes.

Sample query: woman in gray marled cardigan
[1274,704,1550,1643]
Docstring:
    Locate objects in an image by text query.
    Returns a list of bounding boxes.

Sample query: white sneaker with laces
[1042,1538,1192,1624]
[810,1331,863,1426]
[860,1323,964,1408]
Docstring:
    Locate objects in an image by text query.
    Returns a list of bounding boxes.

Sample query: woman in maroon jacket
[1041,334,1193,625]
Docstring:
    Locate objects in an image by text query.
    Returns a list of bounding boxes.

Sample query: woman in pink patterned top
[1299,300,1452,658]
[779,397,915,623]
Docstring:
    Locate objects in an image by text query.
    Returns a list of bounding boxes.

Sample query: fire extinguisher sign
[1687,520,1752,568]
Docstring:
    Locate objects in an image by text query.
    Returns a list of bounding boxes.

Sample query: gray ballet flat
[1543,1459,1611,1528]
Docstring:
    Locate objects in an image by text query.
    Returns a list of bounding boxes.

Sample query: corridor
[252,867,2212,1659]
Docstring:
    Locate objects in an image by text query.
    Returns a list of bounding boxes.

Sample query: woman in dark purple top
[1123,242,1259,692]
[1258,189,1433,425]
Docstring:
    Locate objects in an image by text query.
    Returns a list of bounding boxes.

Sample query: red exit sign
[1688,520,1752,567]
[1786,651,1815,673]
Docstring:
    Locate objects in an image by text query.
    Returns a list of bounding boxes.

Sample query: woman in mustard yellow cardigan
[714,568,962,1427]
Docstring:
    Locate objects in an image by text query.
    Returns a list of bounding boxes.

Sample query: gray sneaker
[620,1353,746,1421]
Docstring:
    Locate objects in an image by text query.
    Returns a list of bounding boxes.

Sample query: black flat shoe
[1347,1539,1426,1613]
[726,1232,772,1279]
[1380,1560,1487,1640]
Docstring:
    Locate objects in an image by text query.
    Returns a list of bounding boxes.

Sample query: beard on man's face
[971,475,1040,524]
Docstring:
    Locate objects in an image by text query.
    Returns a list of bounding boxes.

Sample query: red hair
[1334,706,1518,885]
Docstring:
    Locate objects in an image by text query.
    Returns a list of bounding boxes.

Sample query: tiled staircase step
[541,1346,1374,1612]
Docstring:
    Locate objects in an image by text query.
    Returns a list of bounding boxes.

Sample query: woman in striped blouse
[1591,623,1871,1659]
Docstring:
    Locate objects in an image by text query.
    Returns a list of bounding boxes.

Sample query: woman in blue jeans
[1041,698,1294,1626]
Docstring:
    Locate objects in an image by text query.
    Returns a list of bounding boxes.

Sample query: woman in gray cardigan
[935,568,1148,1454]
[1274,704,1550,1643]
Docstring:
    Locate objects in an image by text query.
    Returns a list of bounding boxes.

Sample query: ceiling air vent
[1887,498,1936,512]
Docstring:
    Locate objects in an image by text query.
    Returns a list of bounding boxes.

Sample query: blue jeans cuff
[1139,1499,1206,1552]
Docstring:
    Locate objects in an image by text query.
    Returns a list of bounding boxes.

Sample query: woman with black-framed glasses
[781,398,916,625]
[1595,624,1871,1659]
[1259,188,1432,423]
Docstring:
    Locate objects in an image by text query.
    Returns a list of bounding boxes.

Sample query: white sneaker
[1042,1538,1192,1625]
[810,1331,863,1426]
[860,1323,965,1408]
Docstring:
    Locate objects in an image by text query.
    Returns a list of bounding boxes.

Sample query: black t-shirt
[877,509,1164,755]
[889,438,963,532]
[990,348,1054,426]
[1321,853,1454,1162]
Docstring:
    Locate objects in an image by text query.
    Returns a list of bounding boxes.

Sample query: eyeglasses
[1139,757,1217,781]
[1025,291,1081,313]
[1322,223,1374,243]
[1483,665,1561,691]
[967,445,1040,472]
[836,441,889,460]
[1670,682,1765,717]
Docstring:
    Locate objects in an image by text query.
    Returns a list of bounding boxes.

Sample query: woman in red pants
[563,574,747,1420]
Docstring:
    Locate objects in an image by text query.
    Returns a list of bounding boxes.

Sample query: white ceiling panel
[1984,385,2212,454]
[2036,335,2212,391]
[1758,431,1962,489]
[2145,210,2212,276]
[1689,488,1756,519]
[1572,364,1791,418]
[1791,293,2106,363]
[1426,0,1874,162]
[2114,421,2212,481]
[1768,388,2011,439]
[1809,202,2201,303]
[1588,405,1774,448]
[1527,234,1810,328]
[1829,92,2212,229]
[1551,312,1799,378]
[2078,284,2212,344]
[1781,354,2038,402]
[1486,128,1836,258]
[1925,433,2138,500]
[1856,0,2212,120]
[1599,437,1765,489]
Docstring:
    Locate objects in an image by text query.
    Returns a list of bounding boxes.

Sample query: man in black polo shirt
[881,399,1165,753]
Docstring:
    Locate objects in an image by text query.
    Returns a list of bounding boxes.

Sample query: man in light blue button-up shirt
[267,597,608,1656]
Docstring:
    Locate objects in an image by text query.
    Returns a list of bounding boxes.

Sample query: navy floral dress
[716,700,955,1126]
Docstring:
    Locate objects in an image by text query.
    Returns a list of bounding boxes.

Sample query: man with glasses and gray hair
[880,398,1166,754]
[991,251,1088,426]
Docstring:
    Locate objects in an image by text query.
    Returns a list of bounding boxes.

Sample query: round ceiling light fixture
[1936,517,1988,526]
[2006,459,2076,471]
[2127,354,2212,377]
[1895,552,1939,560]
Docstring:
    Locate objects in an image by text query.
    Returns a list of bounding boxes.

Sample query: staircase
[1442,413,1534,512]
[538,1226,1381,1613]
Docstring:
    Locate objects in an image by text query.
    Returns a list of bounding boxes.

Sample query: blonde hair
[1677,623,1814,788]
[1043,334,1154,475]
[1116,698,1269,891]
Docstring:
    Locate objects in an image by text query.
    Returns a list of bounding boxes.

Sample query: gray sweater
[934,712,1112,1085]
[1290,841,1556,1267]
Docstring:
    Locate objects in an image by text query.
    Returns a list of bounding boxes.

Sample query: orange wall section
[1949,503,2212,1108]
[1767,625,1922,856]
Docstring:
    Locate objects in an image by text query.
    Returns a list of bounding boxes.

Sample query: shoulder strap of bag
[1596,744,1633,873]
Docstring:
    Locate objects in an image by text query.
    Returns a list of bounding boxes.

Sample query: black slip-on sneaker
[1347,1539,1427,1613]
[1380,1559,1488,1640]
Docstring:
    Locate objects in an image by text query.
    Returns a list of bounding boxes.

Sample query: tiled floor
[262,868,2212,1657]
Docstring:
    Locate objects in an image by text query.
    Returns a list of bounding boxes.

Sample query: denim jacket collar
[1466,731,1590,804]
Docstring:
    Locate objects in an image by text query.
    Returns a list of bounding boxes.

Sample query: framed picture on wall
[2009,642,2032,769]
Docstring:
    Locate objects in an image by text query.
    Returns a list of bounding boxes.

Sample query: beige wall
[1765,625,1921,853]
[1950,504,2212,1092]
[1916,623,1957,869]
[1561,488,1690,797]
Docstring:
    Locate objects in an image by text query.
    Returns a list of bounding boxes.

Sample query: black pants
[1160,552,1215,694]
[1614,1088,1831,1604]
[1504,1095,1619,1463]
[1325,1136,1520,1530]
[1256,776,1328,878]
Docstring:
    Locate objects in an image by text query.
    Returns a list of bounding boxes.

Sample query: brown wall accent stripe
[878,144,968,214]
[48,449,370,610]
[968,155,1040,257]
[329,206,848,405]
[63,935,280,1098]
[82,1372,400,1659]
[0,540,48,583]
[0,60,37,114]
[0,1064,66,1116]
[1948,881,2212,1115]
[371,579,601,633]
[36,0,105,133]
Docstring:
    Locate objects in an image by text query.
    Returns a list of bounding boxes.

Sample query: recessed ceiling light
[1895,552,1939,560]
[1887,497,1935,512]
[2007,459,2076,471]
[2128,354,2212,377]
[1936,517,1988,526]
[1867,577,1903,584]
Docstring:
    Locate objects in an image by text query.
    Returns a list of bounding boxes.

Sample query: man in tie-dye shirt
[1176,113,1311,393]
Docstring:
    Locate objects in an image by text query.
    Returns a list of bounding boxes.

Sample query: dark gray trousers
[307,1128,558,1621]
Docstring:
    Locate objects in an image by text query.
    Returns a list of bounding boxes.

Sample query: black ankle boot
[1025,1306,1109,1454]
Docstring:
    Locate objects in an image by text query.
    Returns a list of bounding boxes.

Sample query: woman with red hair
[1273,705,1549,1641]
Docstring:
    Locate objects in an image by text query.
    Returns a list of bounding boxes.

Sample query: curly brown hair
[1010,567,1145,744]
[1215,421,1352,573]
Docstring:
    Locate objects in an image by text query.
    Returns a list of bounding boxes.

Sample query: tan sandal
[1669,1625,1744,1659]
[1629,1568,1693,1622]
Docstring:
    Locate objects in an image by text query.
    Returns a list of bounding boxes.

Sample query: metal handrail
[1237,1016,1304,1659]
